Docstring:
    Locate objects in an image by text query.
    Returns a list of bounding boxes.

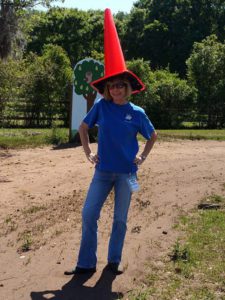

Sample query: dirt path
[0,140,225,300]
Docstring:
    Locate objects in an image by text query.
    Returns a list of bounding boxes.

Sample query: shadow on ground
[30,266,123,300]
[51,142,80,151]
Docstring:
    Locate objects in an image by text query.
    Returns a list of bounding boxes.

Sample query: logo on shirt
[125,114,132,121]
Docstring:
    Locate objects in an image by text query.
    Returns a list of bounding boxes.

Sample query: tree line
[0,0,225,128]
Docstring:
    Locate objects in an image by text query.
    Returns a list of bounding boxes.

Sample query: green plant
[130,290,150,300]
[45,124,68,145]
[23,205,47,215]
[21,232,33,252]
[170,240,190,262]
[0,128,69,148]
[207,194,225,203]
[4,216,17,233]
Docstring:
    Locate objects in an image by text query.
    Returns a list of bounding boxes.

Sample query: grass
[0,128,224,149]
[201,194,225,203]
[19,231,33,252]
[22,205,47,215]
[158,129,225,141]
[4,216,18,234]
[128,193,225,300]
[0,127,69,148]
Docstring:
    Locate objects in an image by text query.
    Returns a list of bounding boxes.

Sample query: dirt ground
[0,140,225,300]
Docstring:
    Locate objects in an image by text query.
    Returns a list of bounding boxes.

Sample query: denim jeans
[76,169,133,269]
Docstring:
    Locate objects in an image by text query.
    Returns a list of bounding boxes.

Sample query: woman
[65,74,157,275]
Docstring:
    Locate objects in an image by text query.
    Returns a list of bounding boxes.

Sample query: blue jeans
[76,169,133,268]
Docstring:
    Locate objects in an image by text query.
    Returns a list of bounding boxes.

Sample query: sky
[37,0,136,13]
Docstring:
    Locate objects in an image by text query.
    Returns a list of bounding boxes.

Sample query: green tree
[25,8,128,67]
[187,35,225,128]
[22,44,72,127]
[26,8,104,66]
[0,58,24,126]
[124,8,146,59]
[127,0,225,76]
[0,0,56,59]
[128,58,196,128]
[147,69,197,128]
[127,58,152,111]
[0,1,17,59]
[86,10,104,58]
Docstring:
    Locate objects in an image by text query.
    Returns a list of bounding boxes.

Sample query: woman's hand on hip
[86,152,99,164]
[134,155,146,166]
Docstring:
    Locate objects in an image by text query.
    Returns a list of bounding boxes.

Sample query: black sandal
[64,266,96,275]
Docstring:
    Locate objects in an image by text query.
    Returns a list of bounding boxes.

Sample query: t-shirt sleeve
[83,100,100,128]
[139,112,155,140]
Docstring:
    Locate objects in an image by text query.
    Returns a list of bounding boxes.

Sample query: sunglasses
[108,82,127,90]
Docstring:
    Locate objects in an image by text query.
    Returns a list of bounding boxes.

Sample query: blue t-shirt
[83,98,155,173]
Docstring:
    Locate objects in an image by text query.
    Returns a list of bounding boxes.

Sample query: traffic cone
[91,8,145,95]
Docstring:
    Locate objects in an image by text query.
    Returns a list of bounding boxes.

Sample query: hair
[103,75,133,100]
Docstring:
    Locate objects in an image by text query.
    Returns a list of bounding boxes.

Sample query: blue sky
[37,0,136,13]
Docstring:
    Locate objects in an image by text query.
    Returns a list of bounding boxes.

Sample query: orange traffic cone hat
[91,8,145,95]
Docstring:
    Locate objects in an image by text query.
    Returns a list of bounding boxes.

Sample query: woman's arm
[134,131,157,165]
[79,122,99,164]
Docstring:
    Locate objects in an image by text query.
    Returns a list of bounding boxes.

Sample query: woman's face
[107,79,127,103]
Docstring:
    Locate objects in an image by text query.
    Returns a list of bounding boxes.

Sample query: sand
[0,139,225,300]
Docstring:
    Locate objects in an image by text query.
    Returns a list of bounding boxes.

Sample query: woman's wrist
[140,154,147,161]
[84,149,92,157]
